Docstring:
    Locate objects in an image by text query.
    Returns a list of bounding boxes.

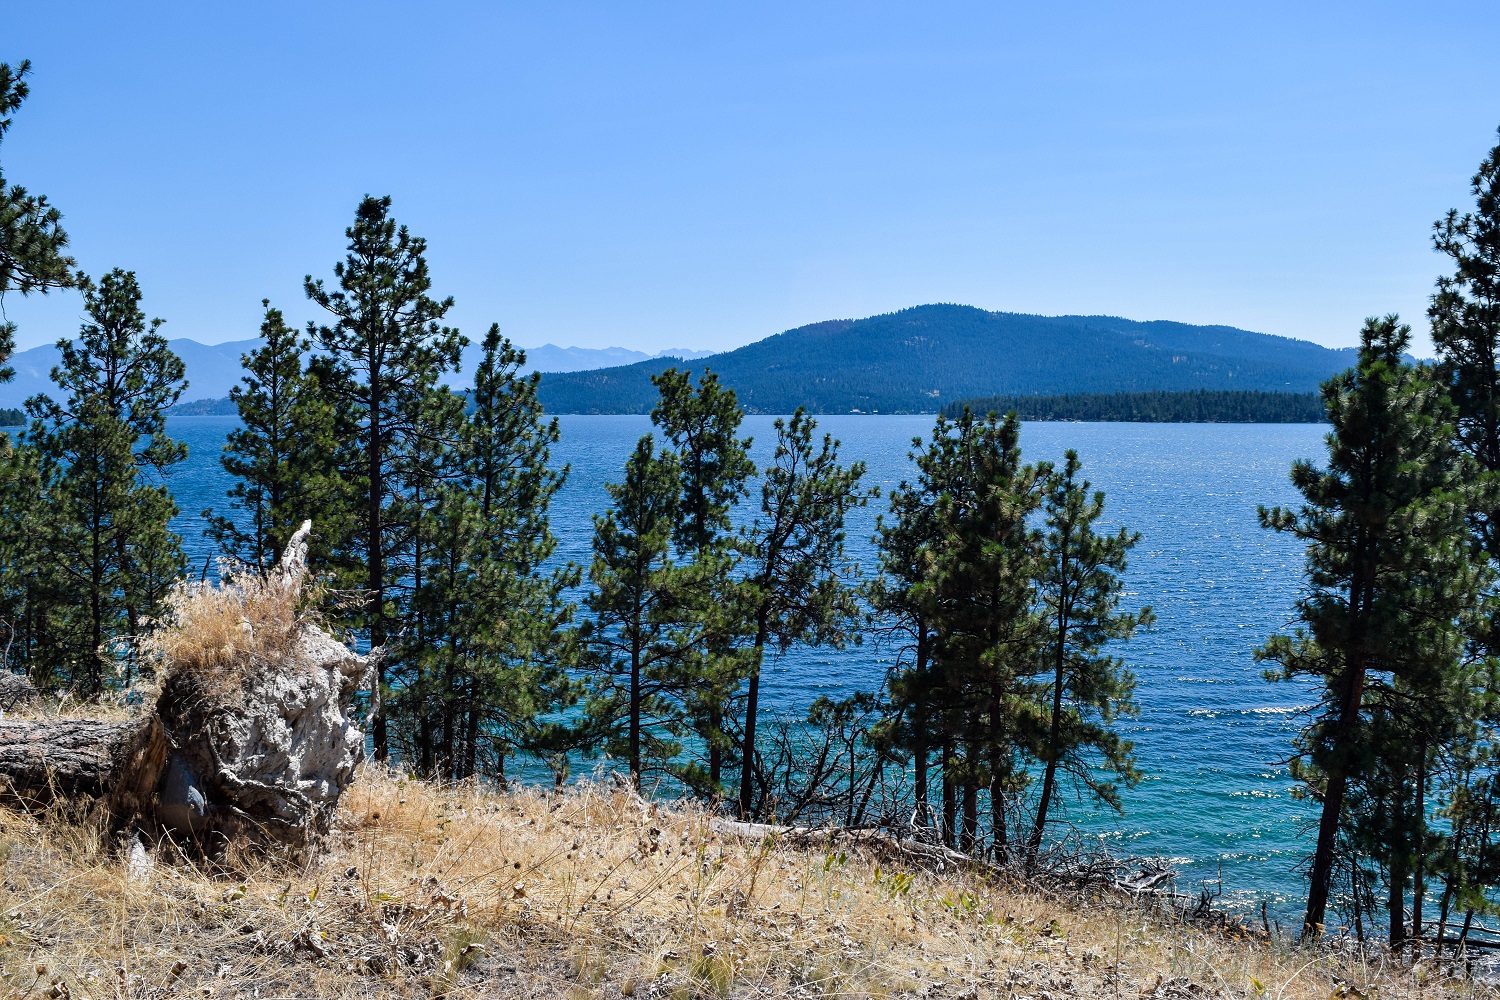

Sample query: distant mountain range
[0,339,715,409]
[471,343,715,380]
[1,305,1365,416]
[537,305,1363,414]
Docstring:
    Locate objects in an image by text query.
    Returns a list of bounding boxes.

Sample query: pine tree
[0,60,76,678]
[583,435,693,787]
[1258,316,1488,939]
[1432,128,1500,555]
[1433,736,1500,945]
[873,418,959,827]
[30,404,136,696]
[1425,126,1500,947]
[386,384,467,773]
[26,269,187,696]
[923,410,1047,851]
[441,326,579,782]
[736,409,871,819]
[403,484,475,778]
[305,195,464,760]
[0,60,75,380]
[649,368,756,796]
[205,301,344,570]
[1026,450,1151,867]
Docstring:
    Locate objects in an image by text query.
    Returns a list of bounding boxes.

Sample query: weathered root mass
[0,521,379,849]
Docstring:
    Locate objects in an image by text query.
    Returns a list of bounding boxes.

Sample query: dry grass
[0,769,1493,999]
[9,567,316,727]
[140,567,308,677]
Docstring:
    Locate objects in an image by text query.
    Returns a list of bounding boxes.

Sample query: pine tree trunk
[961,781,978,852]
[708,707,722,790]
[1412,751,1427,942]
[464,699,479,780]
[1436,868,1456,951]
[941,735,957,849]
[912,628,928,820]
[1389,851,1408,948]
[1352,868,1364,942]
[88,513,104,699]
[991,778,1007,857]
[117,531,138,691]
[629,629,642,788]
[368,377,387,762]
[739,661,761,818]
[413,504,430,776]
[1303,653,1367,938]
[440,640,455,781]
[1030,610,1069,867]
[989,676,1010,855]
[0,718,162,810]
[738,616,770,819]
[418,717,433,778]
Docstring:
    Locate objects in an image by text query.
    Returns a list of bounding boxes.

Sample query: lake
[164,414,1323,919]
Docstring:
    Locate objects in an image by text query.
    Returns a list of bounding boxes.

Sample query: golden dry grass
[3,569,314,726]
[139,568,310,680]
[0,769,1494,999]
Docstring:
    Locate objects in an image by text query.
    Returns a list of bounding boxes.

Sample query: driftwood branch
[707,807,1184,906]
[710,815,991,875]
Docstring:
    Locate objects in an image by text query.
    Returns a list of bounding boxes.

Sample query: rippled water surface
[166,414,1325,916]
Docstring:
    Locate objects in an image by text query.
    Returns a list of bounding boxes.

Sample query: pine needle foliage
[0,59,75,382]
[1027,450,1152,865]
[393,326,579,783]
[23,270,187,697]
[205,301,346,571]
[582,433,696,787]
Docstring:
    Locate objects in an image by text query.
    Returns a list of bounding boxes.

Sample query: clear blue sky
[5,2,1500,356]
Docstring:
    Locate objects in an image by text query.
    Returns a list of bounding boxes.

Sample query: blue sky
[4,2,1500,356]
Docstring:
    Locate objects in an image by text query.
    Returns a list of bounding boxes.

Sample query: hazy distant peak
[653,348,717,360]
[0,337,715,409]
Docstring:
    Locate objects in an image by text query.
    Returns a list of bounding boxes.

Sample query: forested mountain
[537,305,1361,414]
[943,390,1326,423]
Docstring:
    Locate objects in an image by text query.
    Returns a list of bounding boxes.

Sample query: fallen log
[707,809,1186,905]
[0,717,161,813]
[0,521,379,849]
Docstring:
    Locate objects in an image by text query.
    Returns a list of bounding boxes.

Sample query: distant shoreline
[941,389,1325,424]
[148,390,1328,424]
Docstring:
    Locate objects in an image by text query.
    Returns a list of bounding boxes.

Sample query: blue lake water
[164,414,1323,918]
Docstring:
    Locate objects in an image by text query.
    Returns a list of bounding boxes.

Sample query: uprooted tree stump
[0,521,379,850]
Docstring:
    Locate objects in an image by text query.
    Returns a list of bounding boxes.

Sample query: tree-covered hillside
[537,305,1360,414]
[942,390,1325,423]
